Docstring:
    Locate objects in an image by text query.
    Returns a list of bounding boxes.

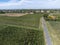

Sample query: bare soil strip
[0,13,28,17]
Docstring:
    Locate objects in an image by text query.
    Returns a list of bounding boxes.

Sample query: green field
[0,14,42,28]
[46,20,60,45]
[0,14,45,45]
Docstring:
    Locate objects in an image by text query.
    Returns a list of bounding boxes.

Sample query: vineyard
[0,13,45,45]
[0,26,44,45]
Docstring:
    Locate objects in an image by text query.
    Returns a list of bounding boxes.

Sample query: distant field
[50,13,60,21]
[0,13,45,45]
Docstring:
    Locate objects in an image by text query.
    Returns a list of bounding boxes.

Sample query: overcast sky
[0,0,60,9]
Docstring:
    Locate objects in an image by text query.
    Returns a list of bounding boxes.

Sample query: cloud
[0,0,60,9]
[0,0,25,6]
[8,0,18,2]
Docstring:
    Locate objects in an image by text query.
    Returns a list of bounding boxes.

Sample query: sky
[0,0,60,9]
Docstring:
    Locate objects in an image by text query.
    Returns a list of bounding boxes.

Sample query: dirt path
[41,17,53,45]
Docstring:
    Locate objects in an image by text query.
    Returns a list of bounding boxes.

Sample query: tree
[0,11,5,14]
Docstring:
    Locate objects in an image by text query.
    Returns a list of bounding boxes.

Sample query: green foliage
[43,13,48,18]
[43,13,49,21]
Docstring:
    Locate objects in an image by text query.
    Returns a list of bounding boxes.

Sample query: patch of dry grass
[46,21,60,45]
